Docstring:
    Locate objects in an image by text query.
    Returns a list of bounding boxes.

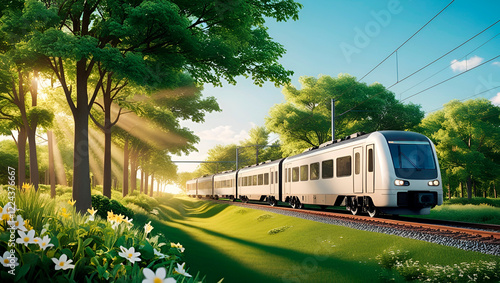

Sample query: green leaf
[14,264,30,281]
[85,247,95,257]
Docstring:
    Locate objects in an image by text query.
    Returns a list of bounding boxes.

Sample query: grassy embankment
[411,198,500,225]
[148,196,499,283]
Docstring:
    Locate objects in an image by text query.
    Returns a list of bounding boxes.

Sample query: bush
[122,194,159,213]
[0,186,203,282]
[444,197,500,208]
[91,195,134,220]
[377,249,500,282]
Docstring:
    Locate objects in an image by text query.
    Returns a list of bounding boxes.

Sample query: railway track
[211,198,500,247]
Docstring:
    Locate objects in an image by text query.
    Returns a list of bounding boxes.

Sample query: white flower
[124,216,133,225]
[150,209,159,215]
[142,267,176,283]
[144,221,154,235]
[7,215,27,232]
[52,254,75,270]
[0,251,18,268]
[153,248,170,259]
[16,230,36,246]
[0,202,14,221]
[118,246,141,264]
[38,235,54,250]
[171,242,185,253]
[174,262,192,278]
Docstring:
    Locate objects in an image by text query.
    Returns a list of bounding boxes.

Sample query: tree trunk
[47,131,56,198]
[72,59,92,213]
[122,137,129,197]
[27,70,40,190]
[150,173,154,197]
[26,128,39,190]
[16,129,27,188]
[101,74,114,199]
[140,169,144,193]
[130,150,137,194]
[144,170,149,195]
[466,176,472,199]
[494,182,497,198]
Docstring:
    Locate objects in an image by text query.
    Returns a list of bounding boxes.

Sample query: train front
[379,131,443,215]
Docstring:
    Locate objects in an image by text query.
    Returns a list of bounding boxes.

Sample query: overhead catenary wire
[397,31,500,97]
[358,0,455,82]
[336,22,500,118]
[426,85,500,114]
[401,54,500,102]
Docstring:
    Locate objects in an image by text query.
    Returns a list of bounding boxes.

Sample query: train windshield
[388,141,437,179]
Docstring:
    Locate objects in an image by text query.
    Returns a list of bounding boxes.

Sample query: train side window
[253,175,258,186]
[276,172,278,183]
[355,152,360,175]
[322,159,334,179]
[300,165,309,181]
[368,148,374,172]
[264,173,269,185]
[337,156,352,177]
[270,172,273,184]
[287,168,291,183]
[310,162,320,180]
[258,174,264,185]
[292,167,299,182]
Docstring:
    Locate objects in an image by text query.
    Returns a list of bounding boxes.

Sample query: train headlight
[394,180,410,186]
[428,180,440,186]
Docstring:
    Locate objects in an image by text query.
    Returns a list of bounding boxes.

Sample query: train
[186,131,443,217]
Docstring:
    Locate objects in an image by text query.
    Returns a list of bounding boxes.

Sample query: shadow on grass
[153,197,382,283]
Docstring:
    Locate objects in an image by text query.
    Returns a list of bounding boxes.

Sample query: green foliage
[419,99,500,198]
[0,140,18,184]
[122,194,159,213]
[444,197,500,207]
[266,74,424,155]
[376,248,410,269]
[91,195,134,220]
[0,188,203,282]
[198,125,283,175]
[267,225,291,235]
[378,252,500,282]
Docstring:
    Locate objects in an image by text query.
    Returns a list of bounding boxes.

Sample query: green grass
[135,196,499,283]
[443,197,500,207]
[416,204,500,225]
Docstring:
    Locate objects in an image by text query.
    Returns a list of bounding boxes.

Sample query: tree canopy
[418,99,500,199]
[266,74,424,155]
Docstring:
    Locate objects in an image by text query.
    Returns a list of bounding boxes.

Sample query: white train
[187,131,443,216]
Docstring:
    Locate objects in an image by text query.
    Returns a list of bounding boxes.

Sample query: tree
[197,125,283,175]
[0,0,56,189]
[26,0,301,212]
[266,74,424,155]
[418,99,500,199]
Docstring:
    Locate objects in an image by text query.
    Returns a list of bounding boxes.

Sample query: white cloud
[450,55,483,72]
[490,92,500,106]
[493,61,500,67]
[198,125,249,144]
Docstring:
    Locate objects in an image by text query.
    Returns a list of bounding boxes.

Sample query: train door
[366,144,375,193]
[270,168,275,195]
[353,147,364,193]
[284,164,291,196]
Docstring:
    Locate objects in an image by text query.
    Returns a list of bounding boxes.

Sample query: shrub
[377,249,500,282]
[91,195,134,220]
[122,194,159,213]
[0,186,203,282]
[376,248,410,269]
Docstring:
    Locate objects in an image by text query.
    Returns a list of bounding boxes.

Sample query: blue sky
[180,0,500,173]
